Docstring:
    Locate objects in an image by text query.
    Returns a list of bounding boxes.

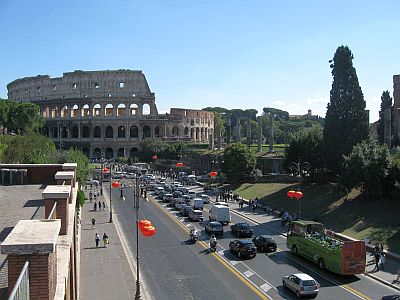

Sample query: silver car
[282,273,319,298]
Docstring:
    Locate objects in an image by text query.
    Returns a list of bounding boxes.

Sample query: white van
[190,198,204,210]
[209,205,231,224]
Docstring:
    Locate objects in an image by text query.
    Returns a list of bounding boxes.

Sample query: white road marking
[218,250,224,255]
[229,260,240,266]
[260,283,272,292]
[244,270,254,278]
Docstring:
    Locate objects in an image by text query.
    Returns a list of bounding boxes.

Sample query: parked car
[252,235,277,252]
[163,193,173,203]
[158,190,166,199]
[231,223,253,237]
[173,190,183,198]
[182,195,191,204]
[381,296,400,300]
[188,209,203,222]
[282,273,319,298]
[200,194,211,204]
[205,221,224,235]
[228,240,257,259]
[179,205,192,216]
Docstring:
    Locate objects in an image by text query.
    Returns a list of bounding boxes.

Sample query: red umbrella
[111,182,121,188]
[152,155,158,160]
[141,226,157,236]
[209,171,218,177]
[176,162,184,167]
[138,220,152,231]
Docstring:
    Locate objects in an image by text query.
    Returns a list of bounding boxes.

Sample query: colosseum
[7,69,214,158]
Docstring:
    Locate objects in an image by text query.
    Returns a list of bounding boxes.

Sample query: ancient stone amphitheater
[7,69,214,158]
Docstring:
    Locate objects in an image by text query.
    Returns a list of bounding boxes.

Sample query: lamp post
[288,160,310,219]
[133,174,141,299]
[109,168,113,223]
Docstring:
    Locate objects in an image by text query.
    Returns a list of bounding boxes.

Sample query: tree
[323,46,369,175]
[0,99,10,134]
[284,126,324,175]
[377,90,393,145]
[66,148,91,187]
[14,102,44,133]
[221,143,256,182]
[341,140,391,197]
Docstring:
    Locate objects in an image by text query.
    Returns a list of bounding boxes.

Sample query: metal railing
[8,261,29,300]
[0,259,8,295]
[47,202,57,220]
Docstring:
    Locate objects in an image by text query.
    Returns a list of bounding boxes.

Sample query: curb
[364,272,400,292]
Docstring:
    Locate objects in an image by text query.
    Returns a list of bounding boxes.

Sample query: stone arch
[51,106,59,118]
[105,103,113,116]
[51,127,58,138]
[142,125,151,138]
[71,104,79,117]
[93,148,101,158]
[105,148,114,159]
[42,107,50,118]
[117,103,126,116]
[93,104,101,116]
[94,126,101,138]
[130,126,138,138]
[71,125,79,138]
[105,126,113,138]
[118,126,126,138]
[201,128,204,140]
[130,147,138,158]
[196,127,199,140]
[155,126,162,138]
[191,128,194,139]
[61,126,68,138]
[81,104,90,117]
[172,126,179,136]
[61,105,69,118]
[82,147,90,157]
[142,103,150,115]
[82,125,90,138]
[130,103,138,115]
[184,127,189,136]
[117,148,125,157]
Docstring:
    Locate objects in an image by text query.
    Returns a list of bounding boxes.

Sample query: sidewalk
[221,197,400,292]
[79,187,135,300]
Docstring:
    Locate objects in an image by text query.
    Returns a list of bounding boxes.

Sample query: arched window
[82,126,90,138]
[117,148,125,157]
[71,104,79,117]
[142,125,151,138]
[93,104,101,116]
[191,128,194,139]
[130,126,138,138]
[184,127,189,136]
[105,126,113,138]
[94,126,101,138]
[105,148,113,159]
[155,126,161,137]
[130,147,138,158]
[105,104,113,116]
[81,104,90,117]
[172,126,179,136]
[118,126,126,138]
[196,128,199,139]
[117,103,126,116]
[130,103,138,115]
[61,106,69,118]
[71,126,79,138]
[142,103,151,115]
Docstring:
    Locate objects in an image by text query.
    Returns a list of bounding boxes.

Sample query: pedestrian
[252,202,256,213]
[103,201,106,210]
[374,243,381,271]
[95,233,100,248]
[103,233,109,247]
[91,218,96,229]
[99,201,102,210]
[379,252,385,270]
[93,202,97,211]
[89,191,93,202]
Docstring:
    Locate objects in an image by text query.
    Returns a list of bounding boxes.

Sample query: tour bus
[92,168,111,182]
[286,220,366,275]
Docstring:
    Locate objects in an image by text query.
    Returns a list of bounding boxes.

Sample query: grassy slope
[230,183,400,253]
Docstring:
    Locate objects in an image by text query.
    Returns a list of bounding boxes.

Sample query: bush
[76,189,86,209]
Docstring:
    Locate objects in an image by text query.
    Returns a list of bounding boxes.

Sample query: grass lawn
[227,182,400,254]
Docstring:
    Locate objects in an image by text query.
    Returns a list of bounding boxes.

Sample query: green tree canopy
[66,148,91,187]
[323,46,369,175]
[377,90,393,145]
[221,143,256,182]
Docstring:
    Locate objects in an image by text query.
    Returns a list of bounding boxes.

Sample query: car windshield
[302,280,316,286]
[212,223,222,228]
[241,224,251,229]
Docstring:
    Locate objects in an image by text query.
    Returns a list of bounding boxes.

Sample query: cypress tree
[377,90,393,144]
[323,46,369,175]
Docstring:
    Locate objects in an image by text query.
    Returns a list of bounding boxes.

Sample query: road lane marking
[260,283,272,292]
[229,260,240,266]
[244,270,254,277]
[148,196,270,300]
[218,250,224,255]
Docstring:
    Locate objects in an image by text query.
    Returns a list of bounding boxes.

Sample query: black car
[229,240,257,259]
[381,296,400,300]
[252,235,277,252]
[231,223,253,237]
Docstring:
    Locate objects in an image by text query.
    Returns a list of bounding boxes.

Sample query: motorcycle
[210,240,217,252]
[190,231,199,243]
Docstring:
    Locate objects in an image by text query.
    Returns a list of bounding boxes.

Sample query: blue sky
[1,1,399,122]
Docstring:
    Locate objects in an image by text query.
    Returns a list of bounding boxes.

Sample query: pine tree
[377,90,393,144]
[322,46,369,175]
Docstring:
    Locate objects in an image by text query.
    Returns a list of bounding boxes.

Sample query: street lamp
[288,160,310,219]
[131,174,142,299]
[211,154,224,200]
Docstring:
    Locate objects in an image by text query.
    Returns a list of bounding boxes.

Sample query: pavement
[218,196,400,292]
[79,186,135,300]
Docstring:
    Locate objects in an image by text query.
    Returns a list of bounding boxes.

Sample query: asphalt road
[110,180,399,300]
[110,186,268,300]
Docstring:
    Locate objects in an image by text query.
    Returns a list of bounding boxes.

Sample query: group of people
[95,233,109,248]
[93,201,106,211]
[279,210,296,227]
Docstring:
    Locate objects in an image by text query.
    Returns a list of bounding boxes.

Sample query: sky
[1,1,399,123]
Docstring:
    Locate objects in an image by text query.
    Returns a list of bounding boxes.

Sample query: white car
[282,273,319,298]
[200,194,211,204]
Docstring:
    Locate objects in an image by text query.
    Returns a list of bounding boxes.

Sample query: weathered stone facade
[393,75,400,145]
[7,70,214,158]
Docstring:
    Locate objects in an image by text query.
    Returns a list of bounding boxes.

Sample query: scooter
[210,240,217,252]
[190,231,199,243]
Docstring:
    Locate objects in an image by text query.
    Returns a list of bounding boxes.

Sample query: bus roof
[291,220,323,226]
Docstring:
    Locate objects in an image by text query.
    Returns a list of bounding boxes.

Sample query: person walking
[103,233,109,248]
[93,202,97,211]
[379,252,386,270]
[103,201,106,210]
[373,243,381,271]
[89,191,93,202]
[99,201,102,210]
[95,233,100,248]
[91,218,96,229]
